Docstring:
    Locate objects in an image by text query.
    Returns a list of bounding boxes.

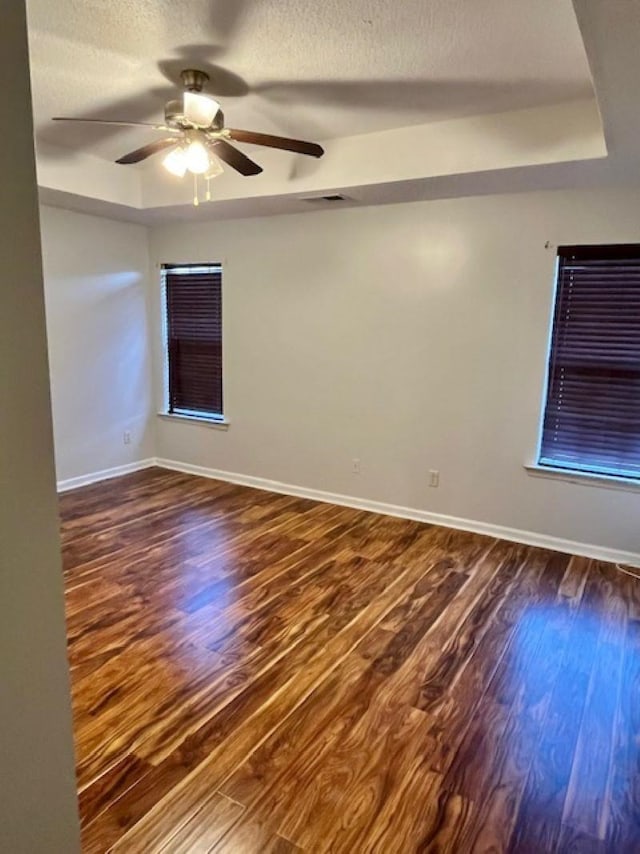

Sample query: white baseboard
[155,458,640,569]
[57,458,156,493]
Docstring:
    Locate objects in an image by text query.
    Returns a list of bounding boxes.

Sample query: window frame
[535,243,640,483]
[160,262,225,424]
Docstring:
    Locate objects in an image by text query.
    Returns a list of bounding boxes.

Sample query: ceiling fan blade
[208,139,262,175]
[228,129,324,158]
[115,138,178,165]
[53,117,179,132]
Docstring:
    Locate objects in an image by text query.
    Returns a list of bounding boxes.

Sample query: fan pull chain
[205,176,212,202]
[193,173,199,207]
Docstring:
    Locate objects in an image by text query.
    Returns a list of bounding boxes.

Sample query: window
[538,244,640,480]
[162,263,223,420]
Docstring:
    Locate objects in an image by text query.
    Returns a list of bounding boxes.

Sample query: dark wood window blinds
[539,244,640,480]
[163,263,223,419]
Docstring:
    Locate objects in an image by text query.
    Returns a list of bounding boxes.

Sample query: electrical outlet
[123,431,131,445]
[429,469,439,488]
[352,458,361,474]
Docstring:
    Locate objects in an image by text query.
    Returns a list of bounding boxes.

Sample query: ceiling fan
[53,69,325,200]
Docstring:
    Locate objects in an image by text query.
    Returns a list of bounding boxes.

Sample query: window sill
[157,412,229,430]
[524,464,640,494]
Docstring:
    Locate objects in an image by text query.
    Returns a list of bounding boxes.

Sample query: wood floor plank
[64,487,302,585]
[78,752,154,828]
[556,823,607,853]
[427,544,535,774]
[213,821,303,853]
[59,471,202,542]
[413,540,526,713]
[506,559,603,852]
[134,552,386,766]
[441,550,575,849]
[604,591,640,852]
[74,638,224,790]
[371,537,514,716]
[274,705,437,851]
[219,627,393,809]
[356,773,476,854]
[84,563,415,851]
[222,546,526,850]
[561,562,628,840]
[59,468,640,853]
[58,468,186,530]
[109,555,449,850]
[156,791,244,854]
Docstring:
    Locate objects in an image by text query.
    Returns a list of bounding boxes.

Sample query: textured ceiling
[27,0,593,161]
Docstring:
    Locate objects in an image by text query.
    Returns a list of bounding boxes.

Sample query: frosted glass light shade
[163,147,187,177]
[185,140,210,174]
[205,157,223,179]
[183,92,220,128]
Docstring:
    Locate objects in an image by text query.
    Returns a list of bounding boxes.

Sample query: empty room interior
[4,0,640,852]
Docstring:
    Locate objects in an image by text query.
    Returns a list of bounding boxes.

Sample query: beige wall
[150,188,640,559]
[0,2,80,850]
[40,206,154,484]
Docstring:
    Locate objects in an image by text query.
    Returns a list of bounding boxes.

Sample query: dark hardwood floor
[60,467,640,853]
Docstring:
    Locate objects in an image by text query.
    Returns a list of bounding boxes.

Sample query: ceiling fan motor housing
[180,69,209,92]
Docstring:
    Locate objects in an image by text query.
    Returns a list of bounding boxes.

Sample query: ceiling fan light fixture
[55,68,324,183]
[183,91,220,129]
[163,146,187,177]
[205,157,224,179]
[185,139,210,174]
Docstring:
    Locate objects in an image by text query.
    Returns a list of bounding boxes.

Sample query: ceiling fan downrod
[180,69,209,93]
